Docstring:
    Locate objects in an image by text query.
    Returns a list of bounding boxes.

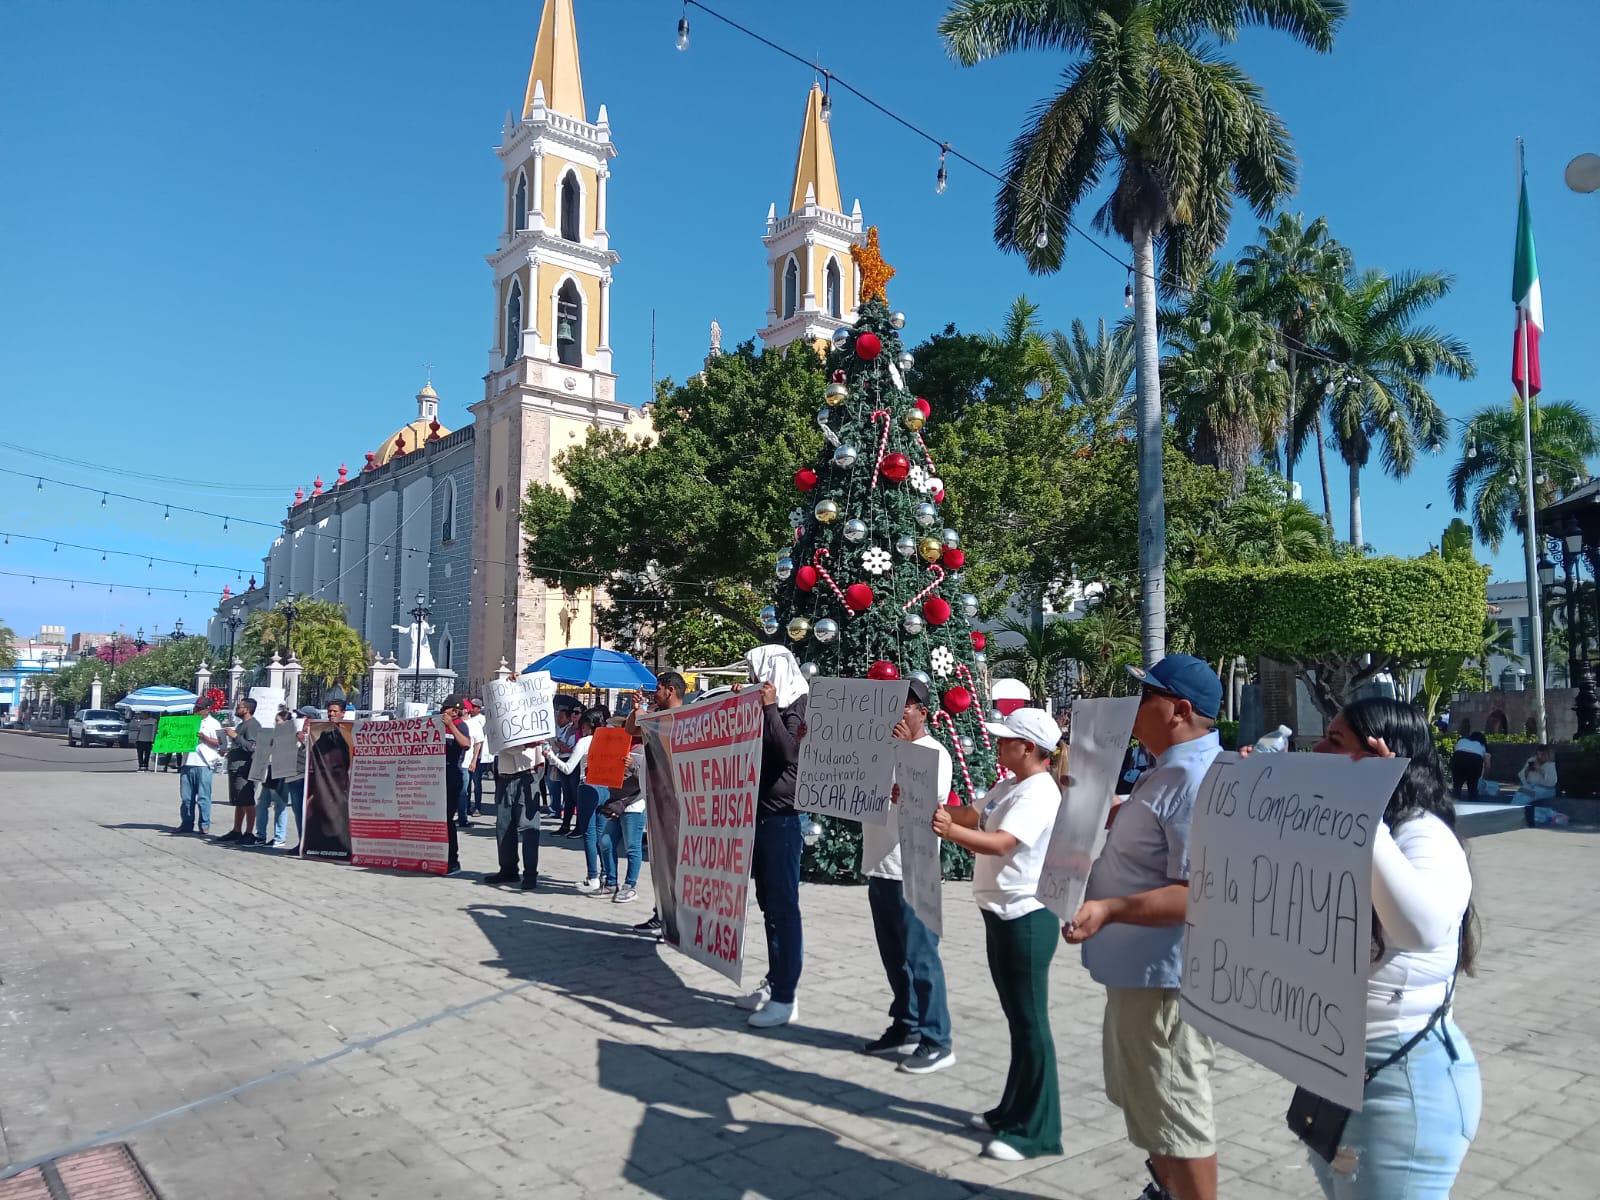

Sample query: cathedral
[211,0,865,684]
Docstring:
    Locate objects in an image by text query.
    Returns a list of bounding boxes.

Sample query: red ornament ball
[845,582,875,613]
[970,631,987,651]
[933,487,946,503]
[880,452,911,482]
[922,596,952,626]
[942,686,973,714]
[867,660,900,681]
[914,396,931,417]
[942,547,966,570]
[855,331,882,360]
[946,790,960,806]
[794,467,818,492]
[795,565,819,593]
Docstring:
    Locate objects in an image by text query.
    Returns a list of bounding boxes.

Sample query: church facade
[210,0,865,685]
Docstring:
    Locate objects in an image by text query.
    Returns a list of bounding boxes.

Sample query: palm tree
[1161,263,1286,498]
[1473,614,1521,692]
[1448,398,1599,550]
[1218,494,1334,565]
[988,615,1082,701]
[940,0,1344,663]
[0,620,15,670]
[986,296,1065,402]
[1051,317,1135,447]
[1323,269,1476,547]
[1063,598,1142,699]
[1238,213,1351,521]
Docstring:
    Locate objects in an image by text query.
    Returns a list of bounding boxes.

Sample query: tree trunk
[1285,349,1298,490]
[1348,457,1364,549]
[1132,229,1166,666]
[1314,410,1334,529]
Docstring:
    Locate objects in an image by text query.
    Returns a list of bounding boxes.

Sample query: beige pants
[1103,986,1217,1158]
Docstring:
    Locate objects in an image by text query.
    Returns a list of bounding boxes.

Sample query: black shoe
[480,872,518,885]
[445,865,464,877]
[861,1027,920,1057]
[564,829,583,840]
[240,833,260,845]
[633,915,663,934]
[521,878,539,892]
[456,820,470,828]
[898,1043,956,1074]
[218,831,242,842]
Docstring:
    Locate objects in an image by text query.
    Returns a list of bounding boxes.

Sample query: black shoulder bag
[1286,971,1457,1163]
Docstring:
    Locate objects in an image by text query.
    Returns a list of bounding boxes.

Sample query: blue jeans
[179,766,213,832]
[867,876,951,1049]
[1310,1019,1480,1199]
[254,779,301,844]
[456,767,473,823]
[599,809,646,889]
[751,809,803,1004]
[577,785,607,879]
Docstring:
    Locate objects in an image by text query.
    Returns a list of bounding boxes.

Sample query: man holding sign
[1065,655,1224,1200]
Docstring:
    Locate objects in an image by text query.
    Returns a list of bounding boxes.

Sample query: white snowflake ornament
[909,465,930,493]
[861,546,893,576]
[788,507,805,528]
[931,646,955,677]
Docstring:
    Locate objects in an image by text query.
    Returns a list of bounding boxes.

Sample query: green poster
[152,714,202,755]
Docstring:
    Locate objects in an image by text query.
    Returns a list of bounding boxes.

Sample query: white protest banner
[794,677,902,827]
[893,740,945,938]
[483,671,557,756]
[248,686,284,720]
[1039,697,1140,922]
[650,690,764,983]
[1180,751,1407,1109]
[347,716,449,874]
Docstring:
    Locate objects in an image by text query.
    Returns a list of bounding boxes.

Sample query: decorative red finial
[394,432,407,456]
[312,475,324,496]
[336,463,349,486]
[293,486,305,505]
[363,452,377,472]
[221,585,231,600]
[427,418,442,442]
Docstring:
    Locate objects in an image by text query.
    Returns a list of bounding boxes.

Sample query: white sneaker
[982,1139,1024,1162]
[747,998,797,1028]
[734,980,771,1011]
[576,877,602,894]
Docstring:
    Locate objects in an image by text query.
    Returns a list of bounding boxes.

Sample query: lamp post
[280,600,299,663]
[134,627,146,652]
[410,591,430,702]
[1564,521,1600,736]
[225,606,244,665]
[171,618,186,642]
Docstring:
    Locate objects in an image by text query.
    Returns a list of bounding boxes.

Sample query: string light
[1123,277,1134,309]
[675,3,690,51]
[163,505,170,520]
[819,74,832,123]
[100,493,107,507]
[1034,227,1048,250]
[935,143,949,195]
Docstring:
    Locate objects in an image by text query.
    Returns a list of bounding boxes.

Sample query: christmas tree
[765,228,997,853]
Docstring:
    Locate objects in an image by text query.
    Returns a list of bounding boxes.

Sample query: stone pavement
[1,770,1597,1199]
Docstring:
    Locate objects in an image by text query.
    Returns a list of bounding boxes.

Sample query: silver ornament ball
[902,612,925,635]
[942,528,960,548]
[974,787,988,803]
[889,311,906,330]
[896,351,915,372]
[895,533,918,557]
[914,502,938,529]
[814,617,840,644]
[831,326,851,348]
[842,518,868,543]
[959,593,979,618]
[973,650,987,665]
[774,556,794,581]
[800,660,820,679]
[959,735,975,754]
[833,443,858,469]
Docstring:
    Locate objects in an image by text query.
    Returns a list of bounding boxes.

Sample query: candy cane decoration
[914,431,938,475]
[817,410,841,448]
[809,547,848,607]
[955,663,992,752]
[933,709,977,804]
[902,563,947,611]
[869,409,891,490]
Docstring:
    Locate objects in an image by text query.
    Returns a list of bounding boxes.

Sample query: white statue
[391,622,436,671]
[709,318,722,357]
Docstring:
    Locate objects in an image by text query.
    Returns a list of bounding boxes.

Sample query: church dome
[373,417,451,466]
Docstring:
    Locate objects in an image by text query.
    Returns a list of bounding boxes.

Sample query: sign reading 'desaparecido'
[483,671,557,757]
[1180,751,1407,1110]
[795,677,903,827]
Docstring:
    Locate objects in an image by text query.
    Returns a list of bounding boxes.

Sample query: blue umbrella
[119,685,201,714]
[523,647,656,690]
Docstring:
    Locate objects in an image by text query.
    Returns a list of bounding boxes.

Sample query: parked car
[68,709,130,748]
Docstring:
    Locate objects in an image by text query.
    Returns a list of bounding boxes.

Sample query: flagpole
[1517,137,1549,741]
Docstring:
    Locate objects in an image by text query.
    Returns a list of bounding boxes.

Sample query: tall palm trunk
[1314,410,1334,530]
[1133,229,1166,665]
[1348,457,1364,549]
[1285,349,1298,489]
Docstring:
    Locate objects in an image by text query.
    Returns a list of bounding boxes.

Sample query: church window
[440,632,453,670]
[556,280,583,368]
[825,258,842,318]
[559,172,581,242]
[513,171,528,232]
[782,257,799,319]
[441,479,457,543]
[504,280,523,367]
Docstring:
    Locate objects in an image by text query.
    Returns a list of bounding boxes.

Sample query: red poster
[585,725,633,789]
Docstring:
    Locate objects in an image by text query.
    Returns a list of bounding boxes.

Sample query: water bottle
[1252,725,1291,754]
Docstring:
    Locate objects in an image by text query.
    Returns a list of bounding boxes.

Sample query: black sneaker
[240,833,259,845]
[521,878,539,892]
[898,1043,956,1074]
[480,872,518,885]
[633,914,663,934]
[218,831,242,842]
[861,1027,920,1057]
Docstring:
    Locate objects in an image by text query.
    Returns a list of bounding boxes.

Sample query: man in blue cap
[1065,654,1224,1200]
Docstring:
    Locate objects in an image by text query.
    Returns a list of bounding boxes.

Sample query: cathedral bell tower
[759,83,865,353]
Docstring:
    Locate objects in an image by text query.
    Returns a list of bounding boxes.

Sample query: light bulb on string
[53,542,58,552]
[1324,379,1335,397]
[1200,317,1211,335]
[163,505,170,520]
[675,4,689,51]
[36,478,42,491]
[1123,277,1133,309]
[223,517,229,532]
[819,74,832,122]
[935,144,949,194]
[100,493,107,507]
[1466,441,1477,460]
[1034,227,1048,250]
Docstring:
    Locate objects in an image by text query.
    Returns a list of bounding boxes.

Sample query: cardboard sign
[248,686,284,721]
[893,740,946,938]
[348,717,448,874]
[1039,697,1140,922]
[640,691,765,983]
[483,672,558,756]
[248,723,302,783]
[585,725,633,789]
[794,677,903,827]
[152,714,201,755]
[1180,751,1408,1110]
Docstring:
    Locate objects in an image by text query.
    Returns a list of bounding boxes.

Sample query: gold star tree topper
[851,226,895,304]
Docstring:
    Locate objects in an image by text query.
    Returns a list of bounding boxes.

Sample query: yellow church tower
[759,83,866,352]
[469,0,646,680]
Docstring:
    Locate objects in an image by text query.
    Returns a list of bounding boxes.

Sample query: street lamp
[1563,520,1600,736]
[410,591,431,702]
[280,600,299,662]
[225,606,244,665]
[134,627,146,651]
[171,618,186,642]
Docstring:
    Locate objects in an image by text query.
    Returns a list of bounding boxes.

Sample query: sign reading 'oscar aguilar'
[794,677,902,828]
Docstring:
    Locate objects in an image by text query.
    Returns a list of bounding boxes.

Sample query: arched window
[504,280,523,367]
[513,171,528,232]
[441,478,457,543]
[560,172,581,242]
[440,632,453,670]
[825,257,842,318]
[782,257,799,319]
[556,279,583,368]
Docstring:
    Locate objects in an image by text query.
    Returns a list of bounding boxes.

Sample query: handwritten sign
[1039,697,1140,922]
[152,714,201,755]
[894,740,945,938]
[348,717,448,874]
[483,672,557,756]
[795,677,902,826]
[1180,751,1407,1109]
[248,723,294,783]
[586,725,633,789]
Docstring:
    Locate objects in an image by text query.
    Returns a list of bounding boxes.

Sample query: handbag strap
[1363,955,1459,1085]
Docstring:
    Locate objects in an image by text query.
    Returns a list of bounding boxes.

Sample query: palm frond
[939,0,1099,65]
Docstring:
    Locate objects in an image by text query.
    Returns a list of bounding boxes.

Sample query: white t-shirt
[546,734,592,776]
[465,713,487,765]
[971,771,1061,919]
[184,715,223,769]
[1453,736,1487,758]
[862,735,953,881]
[496,744,542,776]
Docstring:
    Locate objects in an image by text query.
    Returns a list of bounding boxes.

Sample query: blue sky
[3,0,1598,642]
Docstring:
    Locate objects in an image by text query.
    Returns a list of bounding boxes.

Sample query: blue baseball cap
[1126,654,1222,721]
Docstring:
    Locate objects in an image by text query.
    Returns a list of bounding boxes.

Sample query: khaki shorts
[1102,986,1216,1158]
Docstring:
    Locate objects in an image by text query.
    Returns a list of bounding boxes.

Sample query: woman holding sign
[932,707,1064,1161]
[1297,698,1480,1199]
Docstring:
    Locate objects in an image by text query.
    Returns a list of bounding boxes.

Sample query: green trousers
[982,907,1063,1157]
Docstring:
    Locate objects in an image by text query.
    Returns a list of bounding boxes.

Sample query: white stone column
[266,652,285,698]
[283,656,302,710]
[530,151,545,223]
[90,676,103,709]
[495,656,514,683]
[598,276,612,351]
[228,659,245,703]
[596,164,609,236]
[196,661,212,698]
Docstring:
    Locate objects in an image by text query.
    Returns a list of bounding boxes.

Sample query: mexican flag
[1512,174,1543,396]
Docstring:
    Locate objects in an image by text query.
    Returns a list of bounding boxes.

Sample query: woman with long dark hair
[1306,697,1480,1198]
